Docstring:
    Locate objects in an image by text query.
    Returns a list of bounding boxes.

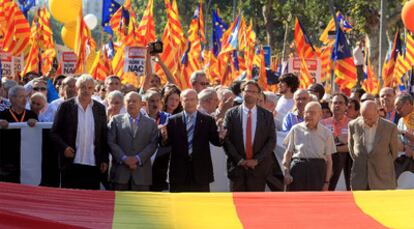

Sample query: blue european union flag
[331,27,352,61]
[18,0,35,19]
[212,9,228,56]
[102,0,121,35]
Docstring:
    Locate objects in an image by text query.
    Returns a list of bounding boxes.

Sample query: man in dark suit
[51,74,109,190]
[223,80,276,192]
[160,89,226,192]
[108,92,158,191]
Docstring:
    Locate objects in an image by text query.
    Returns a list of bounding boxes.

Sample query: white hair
[198,88,217,102]
[263,91,279,106]
[310,94,319,101]
[8,85,25,98]
[30,92,47,103]
[107,90,124,102]
[75,74,95,88]
[190,70,206,84]
[216,88,233,101]
[125,91,142,101]
[181,88,198,99]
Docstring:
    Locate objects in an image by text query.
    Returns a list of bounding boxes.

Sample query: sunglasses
[198,82,210,86]
[33,87,47,91]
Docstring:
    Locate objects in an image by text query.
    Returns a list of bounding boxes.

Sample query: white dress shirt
[363,120,378,153]
[242,104,257,151]
[74,97,96,166]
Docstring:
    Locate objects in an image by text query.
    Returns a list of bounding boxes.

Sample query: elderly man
[190,71,210,94]
[198,88,219,115]
[161,89,226,192]
[283,101,335,191]
[348,101,398,190]
[282,89,311,132]
[30,92,54,122]
[321,93,352,190]
[51,74,109,190]
[0,85,38,183]
[394,93,414,178]
[108,92,158,191]
[380,87,399,124]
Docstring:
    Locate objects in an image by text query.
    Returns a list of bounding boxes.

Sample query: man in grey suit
[348,101,399,190]
[223,81,276,191]
[108,92,158,191]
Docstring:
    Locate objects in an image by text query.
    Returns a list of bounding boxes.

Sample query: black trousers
[395,155,414,178]
[288,158,326,191]
[329,152,353,191]
[61,164,100,190]
[170,183,210,192]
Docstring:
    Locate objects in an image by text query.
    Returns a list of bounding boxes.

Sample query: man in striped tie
[161,89,226,192]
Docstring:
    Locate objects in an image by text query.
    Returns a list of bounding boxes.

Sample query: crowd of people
[0,66,413,192]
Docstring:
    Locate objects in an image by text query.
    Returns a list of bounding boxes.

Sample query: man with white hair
[0,85,38,183]
[282,89,312,132]
[198,88,219,115]
[283,101,335,191]
[51,74,109,190]
[190,71,210,94]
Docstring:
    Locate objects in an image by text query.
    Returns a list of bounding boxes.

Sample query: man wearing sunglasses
[190,71,210,94]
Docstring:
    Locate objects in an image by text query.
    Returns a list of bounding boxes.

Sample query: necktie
[246,109,253,160]
[131,117,138,136]
[186,114,195,155]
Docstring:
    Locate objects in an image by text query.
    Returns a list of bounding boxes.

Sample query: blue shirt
[282,111,304,132]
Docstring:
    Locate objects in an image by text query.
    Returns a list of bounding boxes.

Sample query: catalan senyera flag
[299,58,313,89]
[319,16,335,45]
[406,33,414,67]
[0,0,31,56]
[393,53,411,86]
[362,39,379,95]
[21,16,40,76]
[198,0,205,42]
[382,31,402,87]
[89,49,113,81]
[74,9,97,74]
[320,45,333,82]
[331,27,357,92]
[294,18,317,59]
[37,7,56,74]
[155,0,186,89]
[3,182,414,228]
[136,0,156,47]
[245,20,256,80]
[255,47,268,90]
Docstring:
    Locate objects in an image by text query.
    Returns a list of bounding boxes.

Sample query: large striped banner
[0,181,412,228]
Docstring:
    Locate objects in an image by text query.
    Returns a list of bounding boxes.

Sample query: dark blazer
[50,98,109,169]
[165,111,222,185]
[223,105,276,179]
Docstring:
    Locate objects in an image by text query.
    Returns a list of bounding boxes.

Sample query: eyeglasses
[198,82,210,86]
[33,87,47,91]
[244,90,259,94]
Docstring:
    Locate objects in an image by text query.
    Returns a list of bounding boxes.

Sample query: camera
[148,40,163,55]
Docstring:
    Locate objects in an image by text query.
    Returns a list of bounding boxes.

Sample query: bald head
[361,101,379,127]
[304,101,322,129]
[125,91,142,117]
[181,89,198,114]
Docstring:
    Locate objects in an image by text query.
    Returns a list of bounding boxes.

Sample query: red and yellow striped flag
[74,10,97,73]
[382,31,401,87]
[255,47,268,90]
[21,17,40,76]
[198,0,205,42]
[320,45,333,82]
[90,50,113,81]
[406,33,414,67]
[299,58,313,89]
[393,54,411,86]
[319,16,335,45]
[294,18,316,59]
[136,0,156,47]
[37,7,56,74]
[0,0,30,56]
[155,0,186,88]
[245,20,256,80]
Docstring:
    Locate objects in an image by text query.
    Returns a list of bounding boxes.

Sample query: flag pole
[328,0,338,93]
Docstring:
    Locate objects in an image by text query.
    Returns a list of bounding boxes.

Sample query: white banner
[0,51,13,78]
[60,51,77,75]
[12,54,24,76]
[124,46,146,76]
[288,57,321,83]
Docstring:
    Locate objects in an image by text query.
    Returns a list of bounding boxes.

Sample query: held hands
[123,156,138,171]
[0,119,8,129]
[64,147,75,158]
[27,119,37,127]
[216,118,227,140]
[240,159,258,170]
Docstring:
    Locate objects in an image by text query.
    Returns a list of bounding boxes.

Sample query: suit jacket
[50,98,109,169]
[165,111,222,185]
[223,105,276,180]
[107,113,158,185]
[348,117,398,190]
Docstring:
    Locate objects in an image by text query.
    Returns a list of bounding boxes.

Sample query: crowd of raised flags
[1,0,414,97]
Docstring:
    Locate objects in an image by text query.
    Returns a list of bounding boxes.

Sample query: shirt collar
[363,118,379,129]
[75,97,94,109]
[184,110,197,120]
[127,112,141,121]
[242,103,257,113]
